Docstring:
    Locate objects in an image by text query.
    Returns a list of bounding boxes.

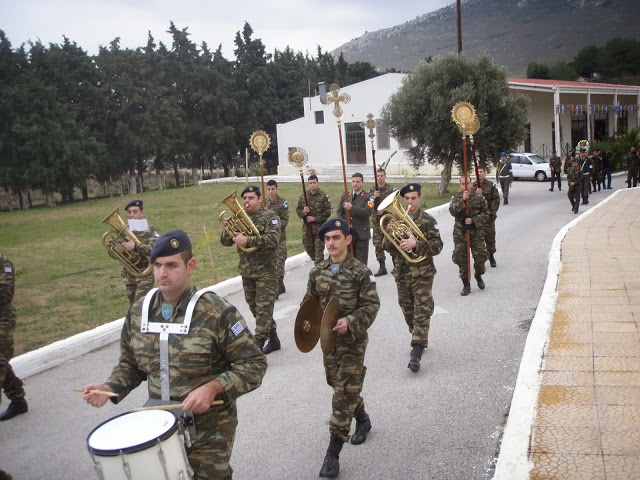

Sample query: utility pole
[457,0,462,53]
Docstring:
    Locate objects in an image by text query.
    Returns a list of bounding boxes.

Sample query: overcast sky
[2,0,453,58]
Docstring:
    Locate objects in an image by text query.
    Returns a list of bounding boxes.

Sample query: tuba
[219,191,260,253]
[100,207,154,278]
[378,191,427,264]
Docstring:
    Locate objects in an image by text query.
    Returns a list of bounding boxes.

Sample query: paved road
[0,180,622,479]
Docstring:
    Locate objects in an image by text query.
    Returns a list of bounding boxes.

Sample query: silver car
[508,153,552,182]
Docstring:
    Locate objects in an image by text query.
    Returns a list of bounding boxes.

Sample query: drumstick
[73,387,118,397]
[131,400,224,412]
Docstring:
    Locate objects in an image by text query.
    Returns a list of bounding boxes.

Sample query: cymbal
[294,297,322,353]
[320,298,341,356]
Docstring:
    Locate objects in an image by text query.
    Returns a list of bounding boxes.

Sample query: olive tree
[381,53,529,194]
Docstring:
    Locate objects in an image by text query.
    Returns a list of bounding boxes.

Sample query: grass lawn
[0,180,448,355]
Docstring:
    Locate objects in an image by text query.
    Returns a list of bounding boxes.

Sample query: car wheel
[535,171,547,182]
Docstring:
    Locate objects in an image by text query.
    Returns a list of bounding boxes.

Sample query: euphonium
[219,191,260,253]
[378,191,427,264]
[100,207,154,278]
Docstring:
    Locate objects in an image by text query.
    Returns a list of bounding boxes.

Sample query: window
[617,110,627,134]
[376,122,390,150]
[397,137,412,150]
[315,111,324,124]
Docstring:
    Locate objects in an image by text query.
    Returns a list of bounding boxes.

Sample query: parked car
[508,153,551,182]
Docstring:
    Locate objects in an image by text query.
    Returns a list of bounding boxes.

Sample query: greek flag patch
[283,200,288,208]
[369,275,376,283]
[4,266,13,273]
[231,321,245,336]
[272,218,279,225]
[434,224,439,230]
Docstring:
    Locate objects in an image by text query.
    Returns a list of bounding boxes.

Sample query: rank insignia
[331,264,340,274]
[162,305,173,320]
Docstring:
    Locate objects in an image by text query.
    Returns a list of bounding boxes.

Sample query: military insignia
[231,321,245,336]
[410,185,415,190]
[331,264,340,274]
[272,218,279,225]
[170,239,179,249]
[154,232,160,237]
[434,224,439,230]
[335,220,342,227]
[283,200,288,208]
[369,275,376,283]
[249,187,254,192]
[162,305,173,320]
[4,266,13,273]
[367,200,374,208]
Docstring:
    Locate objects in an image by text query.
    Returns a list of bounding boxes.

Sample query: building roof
[507,77,640,94]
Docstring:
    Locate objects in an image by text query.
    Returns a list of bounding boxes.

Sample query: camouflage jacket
[472,178,500,219]
[566,166,583,186]
[106,284,267,413]
[337,190,374,240]
[370,183,396,226]
[0,253,16,323]
[296,189,332,229]
[591,154,602,173]
[449,191,489,236]
[626,153,640,170]
[220,206,280,277]
[121,223,160,283]
[266,195,289,240]
[382,208,443,276]
[549,156,562,173]
[303,255,379,346]
[496,160,513,181]
[563,157,574,174]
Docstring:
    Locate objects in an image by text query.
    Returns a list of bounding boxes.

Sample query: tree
[526,61,551,79]
[549,60,577,81]
[381,53,529,195]
[573,45,602,79]
[600,37,640,83]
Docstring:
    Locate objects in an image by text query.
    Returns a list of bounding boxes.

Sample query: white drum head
[88,410,177,455]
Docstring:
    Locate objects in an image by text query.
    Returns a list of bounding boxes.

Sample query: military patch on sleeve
[154,232,160,237]
[231,321,245,336]
[283,200,288,208]
[434,224,439,230]
[369,275,376,283]
[4,266,13,274]
[272,218,279,225]
[367,200,374,208]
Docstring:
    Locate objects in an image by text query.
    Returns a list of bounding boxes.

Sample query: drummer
[302,218,380,478]
[83,230,267,479]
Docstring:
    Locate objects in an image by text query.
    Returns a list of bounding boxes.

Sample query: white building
[276,73,640,176]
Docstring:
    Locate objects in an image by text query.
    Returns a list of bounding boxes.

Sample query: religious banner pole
[249,130,271,208]
[324,83,354,255]
[360,113,381,194]
[288,147,315,251]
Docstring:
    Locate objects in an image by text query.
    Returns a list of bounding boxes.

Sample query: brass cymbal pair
[294,297,340,355]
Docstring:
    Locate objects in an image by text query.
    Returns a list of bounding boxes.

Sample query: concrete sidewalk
[495,187,640,479]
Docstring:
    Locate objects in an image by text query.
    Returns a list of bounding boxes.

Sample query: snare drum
[87,410,193,480]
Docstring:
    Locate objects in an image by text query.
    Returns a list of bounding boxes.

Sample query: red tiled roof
[507,77,640,90]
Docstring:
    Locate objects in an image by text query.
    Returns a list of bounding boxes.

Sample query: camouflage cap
[125,199,143,210]
[318,217,350,240]
[150,230,192,263]
[400,183,421,196]
[241,185,261,197]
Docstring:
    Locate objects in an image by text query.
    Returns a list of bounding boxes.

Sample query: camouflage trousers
[568,184,581,211]
[372,224,386,262]
[324,341,367,442]
[241,275,278,343]
[187,404,238,480]
[482,217,497,256]
[452,230,488,279]
[591,171,602,190]
[302,225,325,264]
[1,314,25,403]
[276,233,287,279]
[393,268,435,348]
[125,275,155,307]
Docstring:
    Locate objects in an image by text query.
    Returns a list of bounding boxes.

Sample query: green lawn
[0,181,448,355]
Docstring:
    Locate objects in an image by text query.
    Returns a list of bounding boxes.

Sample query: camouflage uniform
[566,165,583,213]
[549,155,562,191]
[472,178,500,257]
[303,255,379,442]
[105,284,267,480]
[590,153,602,192]
[449,191,489,279]
[296,189,331,263]
[220,207,280,344]
[382,209,443,348]
[370,183,396,263]
[337,191,375,266]
[0,253,25,406]
[121,224,159,306]
[266,195,289,279]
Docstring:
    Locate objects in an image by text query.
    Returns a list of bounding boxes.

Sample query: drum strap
[140,287,214,401]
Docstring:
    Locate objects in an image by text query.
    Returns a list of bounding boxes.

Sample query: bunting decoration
[555,104,638,115]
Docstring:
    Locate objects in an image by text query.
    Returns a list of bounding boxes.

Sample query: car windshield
[529,155,547,164]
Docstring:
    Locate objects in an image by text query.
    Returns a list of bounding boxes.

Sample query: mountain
[333,0,640,76]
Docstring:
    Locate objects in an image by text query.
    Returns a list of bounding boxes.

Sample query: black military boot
[461,279,471,296]
[489,254,496,268]
[475,273,485,290]
[0,398,28,421]
[319,434,344,478]
[407,345,425,372]
[278,277,286,295]
[262,331,281,355]
[351,410,372,445]
[373,261,387,277]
